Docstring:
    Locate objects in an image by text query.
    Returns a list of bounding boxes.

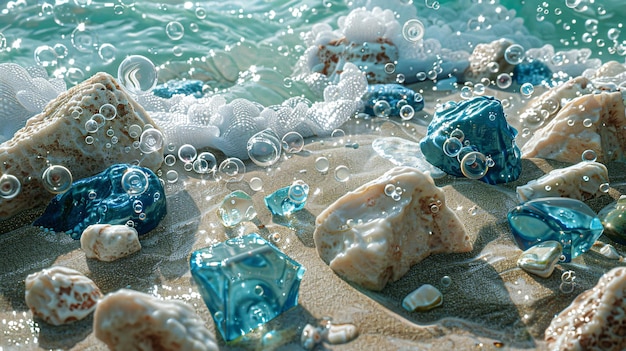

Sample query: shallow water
[1,0,626,350]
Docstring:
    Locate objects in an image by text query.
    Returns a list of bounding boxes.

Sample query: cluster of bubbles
[428,198,443,214]
[441,128,495,180]
[246,129,305,168]
[384,183,403,201]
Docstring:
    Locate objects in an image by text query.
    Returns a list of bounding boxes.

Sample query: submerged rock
[545,266,626,351]
[402,284,444,312]
[419,96,521,184]
[314,166,471,291]
[25,266,101,325]
[33,164,166,239]
[517,241,562,278]
[80,224,141,262]
[362,84,424,117]
[0,72,163,221]
[94,289,217,351]
[463,38,515,83]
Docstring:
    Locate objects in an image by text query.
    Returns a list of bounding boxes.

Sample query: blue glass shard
[264,180,309,217]
[190,233,305,341]
[507,197,604,262]
[362,84,425,117]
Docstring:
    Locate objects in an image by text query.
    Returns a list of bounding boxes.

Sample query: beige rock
[516,161,609,202]
[24,266,102,325]
[545,266,626,351]
[94,289,217,351]
[463,38,515,83]
[314,166,472,291]
[521,91,626,163]
[402,284,444,312]
[0,72,163,220]
[80,224,141,262]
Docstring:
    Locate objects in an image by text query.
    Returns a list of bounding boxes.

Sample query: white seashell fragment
[94,289,217,351]
[402,284,443,312]
[545,267,626,350]
[599,243,621,260]
[516,161,609,202]
[24,266,102,325]
[314,166,471,291]
[80,224,141,262]
[324,323,359,345]
[517,241,563,278]
[301,324,323,350]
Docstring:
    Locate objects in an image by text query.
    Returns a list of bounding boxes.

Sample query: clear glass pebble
[218,190,257,227]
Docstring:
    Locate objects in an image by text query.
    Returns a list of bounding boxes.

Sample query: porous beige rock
[521,91,626,163]
[80,224,141,262]
[516,161,609,202]
[25,266,101,325]
[0,72,163,220]
[94,289,217,351]
[463,38,515,83]
[545,266,626,351]
[313,166,472,291]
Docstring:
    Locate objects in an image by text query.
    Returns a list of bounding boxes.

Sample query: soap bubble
[98,43,117,65]
[0,174,21,199]
[281,131,305,153]
[384,63,396,74]
[118,55,158,94]
[195,7,207,19]
[384,184,395,196]
[399,105,415,120]
[504,44,525,65]
[402,19,425,42]
[315,157,329,173]
[128,124,142,138]
[249,177,263,191]
[42,165,73,194]
[520,82,534,97]
[133,199,143,213]
[581,149,597,162]
[247,129,281,167]
[219,158,245,182]
[121,167,149,195]
[34,45,58,67]
[443,137,463,157]
[288,180,309,204]
[166,169,179,183]
[99,104,117,120]
[139,129,164,154]
[66,67,85,85]
[460,151,488,179]
[450,128,465,141]
[165,21,184,40]
[85,119,99,133]
[164,154,176,166]
[178,144,197,163]
[334,165,350,182]
[71,25,98,53]
[194,152,217,174]
[373,100,391,117]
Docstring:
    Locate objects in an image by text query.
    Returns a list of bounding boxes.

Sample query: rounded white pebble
[94,289,217,351]
[402,284,443,312]
[25,266,102,325]
[324,323,359,345]
[80,224,141,262]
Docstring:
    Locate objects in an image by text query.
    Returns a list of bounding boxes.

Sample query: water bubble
[331,129,345,138]
[384,184,396,196]
[334,165,350,182]
[34,45,58,67]
[177,144,197,163]
[133,200,143,213]
[582,118,593,128]
[195,152,217,174]
[430,203,440,213]
[71,25,98,53]
[473,83,485,95]
[166,169,179,183]
[460,86,473,99]
[449,128,465,141]
[520,82,534,97]
[281,131,305,153]
[247,129,281,167]
[53,44,67,60]
[581,149,597,162]
[139,129,164,154]
[117,55,158,94]
[165,21,185,40]
[373,100,391,117]
[600,183,610,193]
[443,137,463,157]
[98,43,117,65]
[172,46,183,57]
[128,124,142,138]
[85,136,94,144]
[164,154,176,166]
[565,0,582,9]
[460,151,488,179]
[441,275,452,287]
[0,174,21,199]
[66,67,85,85]
[113,5,124,15]
[106,129,114,137]
[249,177,263,191]
[270,233,281,242]
[99,104,117,120]
[189,23,199,33]
[121,168,149,195]
[402,19,425,42]
[288,180,309,204]
[195,7,207,19]
[219,158,245,182]
[585,19,598,33]
[396,74,405,84]
[416,72,427,81]
[485,156,496,168]
[504,44,525,65]
[399,105,415,120]
[88,190,97,200]
[315,157,329,173]
[85,119,99,133]
[40,165,72,194]
[384,63,396,74]
[73,0,92,7]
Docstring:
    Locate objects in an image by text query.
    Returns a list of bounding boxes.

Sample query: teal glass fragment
[264,180,309,216]
[190,233,305,341]
[507,197,604,262]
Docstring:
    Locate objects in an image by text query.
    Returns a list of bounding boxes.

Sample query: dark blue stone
[190,233,305,341]
[507,197,604,262]
[152,79,204,98]
[362,84,424,117]
[513,60,553,86]
[419,96,522,184]
[33,164,166,239]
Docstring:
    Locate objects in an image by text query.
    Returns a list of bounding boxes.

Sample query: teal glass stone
[598,195,626,245]
[264,180,309,216]
[190,233,305,341]
[507,197,604,262]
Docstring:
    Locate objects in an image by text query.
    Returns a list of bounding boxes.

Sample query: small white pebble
[80,224,141,261]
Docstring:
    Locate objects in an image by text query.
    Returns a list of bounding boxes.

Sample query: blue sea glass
[362,84,424,117]
[33,164,166,238]
[507,197,604,262]
[264,180,309,217]
[513,60,553,86]
[152,79,204,98]
[190,233,305,341]
[218,190,257,227]
[419,96,522,184]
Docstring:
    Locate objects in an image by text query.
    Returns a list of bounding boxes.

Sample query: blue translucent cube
[264,180,309,216]
[190,233,305,341]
